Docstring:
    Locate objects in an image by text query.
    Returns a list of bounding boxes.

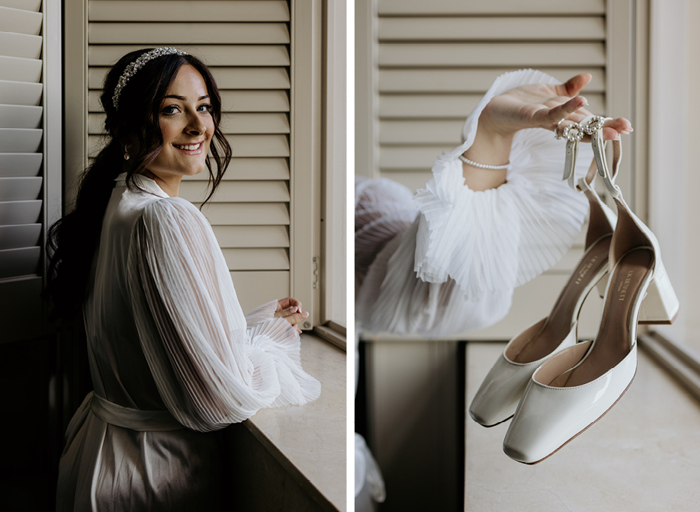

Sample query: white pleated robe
[56,173,320,511]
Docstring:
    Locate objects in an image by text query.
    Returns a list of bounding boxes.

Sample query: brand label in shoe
[618,270,635,301]
[574,256,599,286]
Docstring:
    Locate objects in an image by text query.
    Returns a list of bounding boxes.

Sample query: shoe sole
[470,412,514,428]
[638,305,680,325]
[517,364,638,466]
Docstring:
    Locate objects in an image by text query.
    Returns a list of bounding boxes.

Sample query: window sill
[465,341,700,509]
[240,334,346,511]
[314,322,347,351]
[640,331,700,403]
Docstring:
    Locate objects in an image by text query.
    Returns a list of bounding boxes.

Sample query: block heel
[638,260,680,324]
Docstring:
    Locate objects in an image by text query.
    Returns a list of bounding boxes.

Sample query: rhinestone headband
[112,47,188,110]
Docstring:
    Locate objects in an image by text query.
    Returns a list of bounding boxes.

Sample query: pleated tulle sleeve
[356,69,597,336]
[244,300,279,327]
[413,69,591,301]
[126,197,321,432]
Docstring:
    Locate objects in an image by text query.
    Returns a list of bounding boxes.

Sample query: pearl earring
[124,147,130,161]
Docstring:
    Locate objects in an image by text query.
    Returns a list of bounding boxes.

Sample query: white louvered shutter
[0,0,61,343]
[374,0,606,189]
[359,0,634,339]
[84,0,315,317]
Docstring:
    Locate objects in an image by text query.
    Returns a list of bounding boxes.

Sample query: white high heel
[468,119,617,427]
[503,124,680,464]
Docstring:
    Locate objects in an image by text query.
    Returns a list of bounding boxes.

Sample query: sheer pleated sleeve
[244,300,279,327]
[357,69,593,336]
[127,197,321,432]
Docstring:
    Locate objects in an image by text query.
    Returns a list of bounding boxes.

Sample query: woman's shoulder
[126,196,218,266]
[141,197,206,222]
[128,196,223,273]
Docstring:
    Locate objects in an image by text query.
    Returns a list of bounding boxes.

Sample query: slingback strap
[586,117,680,325]
[562,116,614,191]
[578,159,617,249]
[590,128,623,200]
[89,391,184,431]
[577,137,620,193]
[559,115,618,250]
[562,123,584,189]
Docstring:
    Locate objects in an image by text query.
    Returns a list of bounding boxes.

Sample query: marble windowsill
[242,334,347,511]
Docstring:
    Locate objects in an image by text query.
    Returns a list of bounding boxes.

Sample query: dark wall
[0,321,91,511]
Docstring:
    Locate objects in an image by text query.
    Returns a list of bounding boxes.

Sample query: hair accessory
[458,154,510,170]
[123,147,130,161]
[112,47,188,110]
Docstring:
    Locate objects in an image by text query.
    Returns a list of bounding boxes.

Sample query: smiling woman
[46,48,320,511]
[143,65,216,195]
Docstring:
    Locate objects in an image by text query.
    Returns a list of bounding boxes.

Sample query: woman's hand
[274,297,309,334]
[478,73,632,141]
[462,73,632,190]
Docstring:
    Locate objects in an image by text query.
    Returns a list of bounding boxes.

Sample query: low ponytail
[45,141,123,319]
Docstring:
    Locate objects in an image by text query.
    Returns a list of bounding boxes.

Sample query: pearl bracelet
[458,154,510,170]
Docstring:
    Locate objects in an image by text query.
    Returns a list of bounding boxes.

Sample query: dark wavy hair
[46,49,232,320]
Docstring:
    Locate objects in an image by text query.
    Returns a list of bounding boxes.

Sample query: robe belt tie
[89,392,183,431]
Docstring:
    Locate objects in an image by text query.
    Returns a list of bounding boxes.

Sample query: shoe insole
[553,247,654,387]
[511,235,611,363]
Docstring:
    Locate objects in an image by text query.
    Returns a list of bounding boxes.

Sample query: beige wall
[685,0,700,348]
[648,0,700,351]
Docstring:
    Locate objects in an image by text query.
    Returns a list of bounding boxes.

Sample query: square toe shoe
[502,339,637,464]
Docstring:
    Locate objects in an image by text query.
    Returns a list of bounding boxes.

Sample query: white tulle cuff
[247,318,322,406]
[414,69,591,300]
[244,300,279,327]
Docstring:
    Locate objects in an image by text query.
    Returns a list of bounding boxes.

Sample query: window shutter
[0,0,60,343]
[359,0,624,339]
[374,0,606,189]
[82,0,315,316]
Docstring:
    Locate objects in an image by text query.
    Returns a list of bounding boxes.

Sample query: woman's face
[146,64,215,182]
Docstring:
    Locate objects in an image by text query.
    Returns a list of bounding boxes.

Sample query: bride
[47,48,320,511]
